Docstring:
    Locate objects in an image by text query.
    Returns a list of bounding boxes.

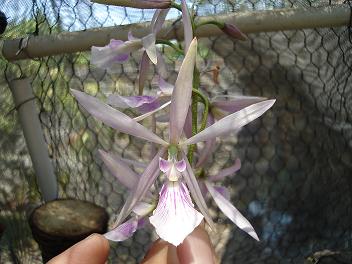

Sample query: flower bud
[222,23,247,41]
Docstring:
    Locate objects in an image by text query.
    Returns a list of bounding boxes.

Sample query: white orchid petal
[175,159,186,172]
[209,158,241,182]
[115,148,166,226]
[151,9,169,34]
[91,39,142,69]
[71,89,167,146]
[205,181,259,241]
[149,181,203,246]
[142,33,157,64]
[156,50,169,79]
[212,95,267,113]
[132,202,155,217]
[108,94,157,109]
[182,152,215,229]
[213,186,231,201]
[169,38,197,144]
[158,76,174,96]
[128,31,139,41]
[138,51,151,95]
[133,100,171,122]
[159,157,172,173]
[181,0,193,52]
[104,217,138,242]
[98,150,138,190]
[183,100,276,145]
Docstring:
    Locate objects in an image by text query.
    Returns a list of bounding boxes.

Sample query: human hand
[48,234,110,264]
[49,224,216,264]
[142,224,217,264]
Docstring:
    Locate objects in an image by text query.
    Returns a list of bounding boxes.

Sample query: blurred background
[0,0,351,263]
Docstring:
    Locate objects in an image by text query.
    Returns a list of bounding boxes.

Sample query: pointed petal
[195,137,216,168]
[158,76,174,96]
[91,39,142,69]
[138,51,151,95]
[133,100,171,122]
[205,181,259,241]
[151,9,170,34]
[213,186,230,201]
[156,50,169,79]
[115,148,166,226]
[98,150,138,190]
[212,95,267,114]
[128,31,139,41]
[142,33,157,64]
[120,158,147,168]
[175,159,186,172]
[182,152,215,229]
[196,114,216,167]
[181,0,193,52]
[149,181,203,246]
[169,38,197,144]
[159,157,172,173]
[183,100,276,145]
[104,217,138,242]
[108,94,157,109]
[71,89,167,145]
[209,158,241,182]
[91,40,128,69]
[132,201,155,217]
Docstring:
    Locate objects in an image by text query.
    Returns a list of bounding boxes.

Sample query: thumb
[48,234,109,264]
[177,224,218,264]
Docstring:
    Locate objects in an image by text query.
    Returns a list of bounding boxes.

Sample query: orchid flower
[106,76,174,121]
[71,38,275,246]
[91,8,169,94]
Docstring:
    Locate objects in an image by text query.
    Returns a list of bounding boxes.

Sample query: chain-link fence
[0,0,351,263]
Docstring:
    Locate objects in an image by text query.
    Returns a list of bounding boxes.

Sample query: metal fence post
[10,77,57,202]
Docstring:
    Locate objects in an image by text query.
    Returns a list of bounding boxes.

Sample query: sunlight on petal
[149,181,203,246]
[205,181,259,241]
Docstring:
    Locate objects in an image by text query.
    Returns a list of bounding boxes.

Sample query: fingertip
[177,225,217,264]
[142,239,179,264]
[48,233,110,264]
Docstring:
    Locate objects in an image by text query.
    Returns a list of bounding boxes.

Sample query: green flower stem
[170,2,182,11]
[187,67,200,164]
[195,20,225,30]
[192,88,209,132]
[156,39,184,55]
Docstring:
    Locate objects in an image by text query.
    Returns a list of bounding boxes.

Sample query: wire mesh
[0,0,351,263]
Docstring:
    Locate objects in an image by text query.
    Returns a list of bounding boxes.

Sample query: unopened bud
[222,23,247,41]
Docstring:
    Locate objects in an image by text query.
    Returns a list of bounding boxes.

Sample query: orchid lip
[149,181,203,246]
